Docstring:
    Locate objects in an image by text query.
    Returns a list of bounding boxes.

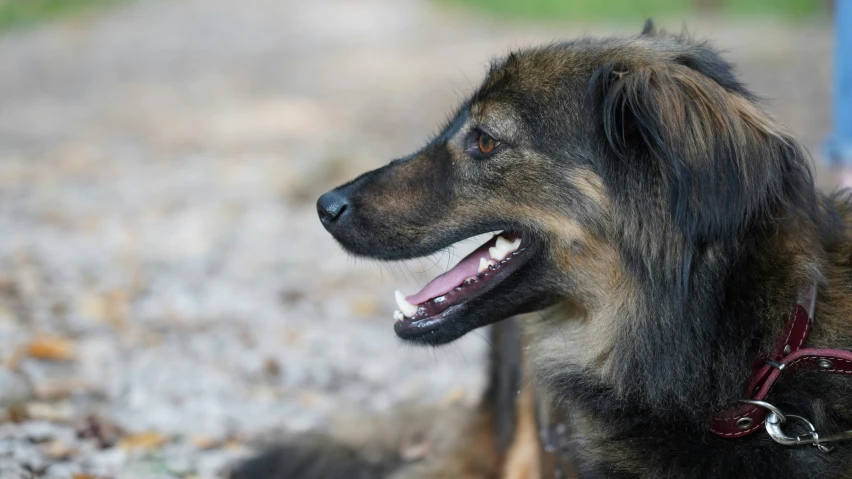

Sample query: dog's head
[317,24,814,354]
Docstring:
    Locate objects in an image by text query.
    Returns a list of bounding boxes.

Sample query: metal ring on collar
[739,399,786,425]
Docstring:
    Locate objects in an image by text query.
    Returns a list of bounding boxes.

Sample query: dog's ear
[590,50,809,243]
[640,19,656,36]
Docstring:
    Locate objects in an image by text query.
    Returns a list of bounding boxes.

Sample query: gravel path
[0,1,835,477]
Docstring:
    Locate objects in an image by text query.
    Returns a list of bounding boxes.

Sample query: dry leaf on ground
[25,338,76,361]
[119,431,168,451]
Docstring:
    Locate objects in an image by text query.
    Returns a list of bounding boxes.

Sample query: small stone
[195,449,235,478]
[22,420,61,442]
[76,415,123,448]
[298,392,319,408]
[86,447,128,474]
[3,439,46,472]
[41,439,74,460]
[77,291,128,327]
[281,328,301,346]
[0,370,33,406]
[0,462,30,479]
[399,436,431,462]
[25,401,74,422]
[45,462,82,478]
[279,288,305,305]
[164,454,194,476]
[263,358,281,378]
[32,377,91,400]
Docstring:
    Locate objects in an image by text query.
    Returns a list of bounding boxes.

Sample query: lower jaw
[393,304,466,343]
[393,246,533,343]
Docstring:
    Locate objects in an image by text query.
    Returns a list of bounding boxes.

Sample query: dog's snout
[317,189,350,226]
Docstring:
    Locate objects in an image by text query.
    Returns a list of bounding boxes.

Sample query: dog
[234,21,852,478]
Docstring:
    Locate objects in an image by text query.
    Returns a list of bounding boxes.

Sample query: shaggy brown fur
[238,22,852,478]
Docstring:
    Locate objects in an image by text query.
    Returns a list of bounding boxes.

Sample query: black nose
[317,189,350,226]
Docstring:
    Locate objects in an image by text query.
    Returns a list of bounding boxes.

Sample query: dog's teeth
[495,235,513,250]
[393,310,404,322]
[496,235,522,252]
[394,290,419,317]
[489,236,521,261]
[478,257,490,273]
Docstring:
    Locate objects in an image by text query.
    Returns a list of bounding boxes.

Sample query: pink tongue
[405,237,498,305]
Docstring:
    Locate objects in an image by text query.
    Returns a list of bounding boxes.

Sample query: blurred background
[0,0,839,477]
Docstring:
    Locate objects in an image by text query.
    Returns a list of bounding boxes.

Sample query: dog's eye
[476,131,500,155]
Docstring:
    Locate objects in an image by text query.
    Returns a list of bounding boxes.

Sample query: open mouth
[392,232,531,339]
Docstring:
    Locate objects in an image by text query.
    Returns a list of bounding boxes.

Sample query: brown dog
[235,22,852,478]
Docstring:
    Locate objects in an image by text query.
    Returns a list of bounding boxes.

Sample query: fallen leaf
[4,403,27,423]
[190,435,221,450]
[223,439,249,453]
[26,338,76,361]
[120,431,167,451]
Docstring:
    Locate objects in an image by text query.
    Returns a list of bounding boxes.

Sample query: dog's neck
[527,194,852,477]
[531,196,838,423]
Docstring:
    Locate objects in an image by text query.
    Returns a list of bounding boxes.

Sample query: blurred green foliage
[0,0,118,31]
[440,0,825,20]
[0,0,825,33]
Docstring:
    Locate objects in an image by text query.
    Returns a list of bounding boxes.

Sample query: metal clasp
[741,400,852,453]
[765,411,834,453]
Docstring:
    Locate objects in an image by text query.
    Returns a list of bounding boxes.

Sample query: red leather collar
[710,284,852,438]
